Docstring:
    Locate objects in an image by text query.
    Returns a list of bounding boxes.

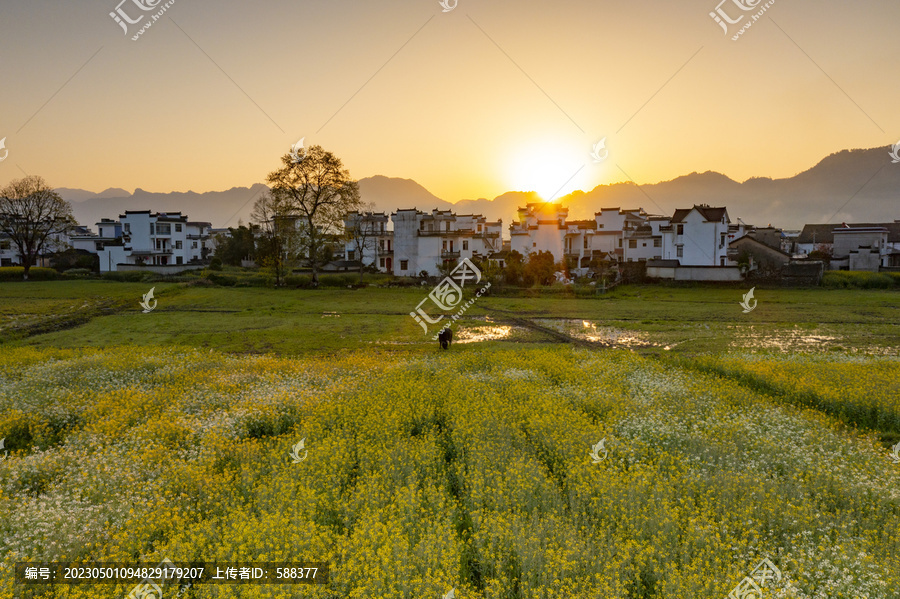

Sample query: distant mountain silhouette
[59,184,270,229]
[357,175,453,212]
[56,187,132,203]
[59,146,899,231]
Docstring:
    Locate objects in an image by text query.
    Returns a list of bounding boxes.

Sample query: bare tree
[266,145,361,286]
[251,191,302,287]
[345,202,380,283]
[0,176,75,280]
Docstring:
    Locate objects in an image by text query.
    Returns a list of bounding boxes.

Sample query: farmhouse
[382,209,502,277]
[73,211,212,272]
[796,222,900,270]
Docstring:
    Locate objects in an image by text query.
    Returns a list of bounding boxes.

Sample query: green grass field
[1,281,899,598]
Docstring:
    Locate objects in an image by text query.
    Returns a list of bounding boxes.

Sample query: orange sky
[1,0,898,202]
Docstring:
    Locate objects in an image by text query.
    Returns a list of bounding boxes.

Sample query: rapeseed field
[1,346,898,598]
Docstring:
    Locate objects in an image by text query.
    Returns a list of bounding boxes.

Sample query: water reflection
[455,325,513,344]
[535,318,654,347]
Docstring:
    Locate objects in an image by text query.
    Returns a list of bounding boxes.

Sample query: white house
[389,209,502,277]
[659,205,743,266]
[81,211,212,272]
[0,224,92,267]
[344,212,394,273]
[593,207,649,259]
[796,222,900,269]
[0,232,17,266]
[509,203,568,261]
[623,216,669,263]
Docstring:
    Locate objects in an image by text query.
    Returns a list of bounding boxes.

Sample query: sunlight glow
[504,139,595,201]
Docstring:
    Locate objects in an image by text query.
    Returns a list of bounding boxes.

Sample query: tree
[0,176,75,280]
[502,250,525,286]
[523,250,556,286]
[471,255,501,291]
[437,256,458,280]
[266,145,361,286]
[808,243,832,262]
[345,202,379,283]
[251,191,302,287]
[214,224,258,266]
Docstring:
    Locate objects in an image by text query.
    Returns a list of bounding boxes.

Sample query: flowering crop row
[1,347,898,598]
[680,353,900,434]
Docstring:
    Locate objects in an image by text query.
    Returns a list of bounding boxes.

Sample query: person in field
[438,328,452,350]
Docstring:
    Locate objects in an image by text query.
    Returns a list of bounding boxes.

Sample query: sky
[1,0,898,203]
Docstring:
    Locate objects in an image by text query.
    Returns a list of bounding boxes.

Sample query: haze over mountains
[58,146,899,233]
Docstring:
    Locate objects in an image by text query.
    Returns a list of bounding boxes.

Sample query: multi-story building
[0,223,93,267]
[509,203,568,261]
[344,211,394,272]
[623,216,669,263]
[593,207,650,259]
[73,211,212,272]
[382,209,501,277]
[0,232,17,266]
[659,205,743,266]
[796,222,900,269]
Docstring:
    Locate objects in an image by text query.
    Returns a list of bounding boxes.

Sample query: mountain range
[57,146,900,234]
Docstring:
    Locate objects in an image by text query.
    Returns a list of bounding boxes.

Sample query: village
[4,200,898,285]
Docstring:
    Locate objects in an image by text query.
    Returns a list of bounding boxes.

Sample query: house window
[676,246,683,258]
[400,260,408,271]
[677,224,684,235]
[420,221,426,230]
[445,222,450,232]
[618,239,623,248]
[175,224,182,233]
[192,242,198,249]
[654,239,661,247]
[176,256,183,265]
[0,240,9,250]
[583,238,588,249]
[380,239,385,250]
[175,241,182,249]
[597,224,604,229]
[463,240,468,250]
[477,224,482,232]
[643,242,647,247]
[533,242,537,247]
[123,223,130,233]
[443,241,448,251]
[379,258,385,268]
[629,240,637,248]
[720,233,726,248]
[150,224,155,235]
[157,223,171,235]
